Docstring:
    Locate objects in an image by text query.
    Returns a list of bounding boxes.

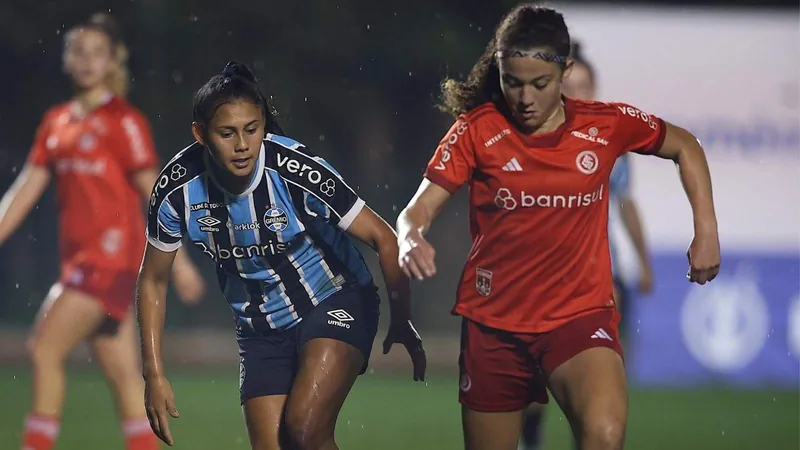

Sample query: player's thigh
[238,329,296,449]
[543,310,627,439]
[28,284,108,362]
[243,395,289,450]
[284,287,380,433]
[284,338,363,436]
[90,311,140,388]
[459,318,543,450]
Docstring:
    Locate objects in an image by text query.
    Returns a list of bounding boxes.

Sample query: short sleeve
[612,103,667,156]
[609,154,631,198]
[276,149,365,231]
[27,112,53,168]
[146,190,184,252]
[424,117,476,193]
[115,111,159,172]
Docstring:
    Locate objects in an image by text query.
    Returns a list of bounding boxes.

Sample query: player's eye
[220,131,235,139]
[245,127,258,135]
[533,78,551,90]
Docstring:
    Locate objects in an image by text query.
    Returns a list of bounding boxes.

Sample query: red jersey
[424,98,666,333]
[27,96,158,272]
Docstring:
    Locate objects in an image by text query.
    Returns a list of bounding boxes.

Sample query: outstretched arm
[0,164,51,246]
[345,206,426,381]
[395,179,453,280]
[655,122,720,283]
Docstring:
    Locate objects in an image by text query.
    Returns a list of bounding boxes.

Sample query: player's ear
[562,58,574,81]
[191,122,205,146]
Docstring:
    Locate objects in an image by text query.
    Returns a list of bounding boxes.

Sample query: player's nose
[233,135,248,152]
[520,86,537,108]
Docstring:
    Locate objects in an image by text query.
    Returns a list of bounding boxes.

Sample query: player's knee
[283,409,333,450]
[581,416,625,450]
[28,340,66,369]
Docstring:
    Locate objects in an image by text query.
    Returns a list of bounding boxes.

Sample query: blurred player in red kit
[0,13,203,450]
[397,4,720,450]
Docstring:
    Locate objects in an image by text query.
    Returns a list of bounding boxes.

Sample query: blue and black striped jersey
[146,134,375,330]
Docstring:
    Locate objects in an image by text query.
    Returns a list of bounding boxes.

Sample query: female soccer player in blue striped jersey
[136,62,426,450]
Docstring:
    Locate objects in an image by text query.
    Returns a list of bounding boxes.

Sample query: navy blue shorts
[237,286,380,404]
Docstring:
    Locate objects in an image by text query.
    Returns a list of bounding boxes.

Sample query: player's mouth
[519,110,537,120]
[231,156,251,169]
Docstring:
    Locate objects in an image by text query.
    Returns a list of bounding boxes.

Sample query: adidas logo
[501,157,523,172]
[591,328,613,341]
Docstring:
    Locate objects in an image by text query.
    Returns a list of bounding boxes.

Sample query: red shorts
[59,262,138,321]
[458,309,623,412]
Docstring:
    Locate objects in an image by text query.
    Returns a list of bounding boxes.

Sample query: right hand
[144,375,179,446]
[398,231,437,281]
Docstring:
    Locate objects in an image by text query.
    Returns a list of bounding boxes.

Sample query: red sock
[21,413,59,450]
[123,418,159,450]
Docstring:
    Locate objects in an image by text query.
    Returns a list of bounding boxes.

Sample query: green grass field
[0,368,796,449]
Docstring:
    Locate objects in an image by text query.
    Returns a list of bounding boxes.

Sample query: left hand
[686,231,721,285]
[383,320,426,381]
[638,265,654,294]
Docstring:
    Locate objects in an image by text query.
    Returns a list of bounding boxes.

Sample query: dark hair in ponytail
[192,61,283,135]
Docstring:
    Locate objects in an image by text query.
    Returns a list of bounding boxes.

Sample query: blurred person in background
[518,39,655,450]
[397,4,720,450]
[0,12,203,450]
[137,62,425,450]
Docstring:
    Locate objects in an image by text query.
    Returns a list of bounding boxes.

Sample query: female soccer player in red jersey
[396,4,720,450]
[0,13,203,450]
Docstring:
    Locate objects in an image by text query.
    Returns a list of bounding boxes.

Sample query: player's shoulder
[150,142,206,208]
[569,98,622,118]
[39,103,71,126]
[445,102,512,148]
[102,97,150,124]
[264,133,336,173]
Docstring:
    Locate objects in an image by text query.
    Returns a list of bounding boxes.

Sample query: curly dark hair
[438,4,571,118]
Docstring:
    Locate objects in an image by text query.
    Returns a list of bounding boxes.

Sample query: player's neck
[72,86,113,117]
[205,150,253,195]
[530,104,566,135]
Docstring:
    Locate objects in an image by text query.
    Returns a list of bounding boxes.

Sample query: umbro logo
[197,215,221,232]
[327,309,354,321]
[591,328,613,341]
[501,157,523,172]
[327,309,354,329]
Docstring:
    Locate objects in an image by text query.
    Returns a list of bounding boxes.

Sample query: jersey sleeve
[146,187,185,252]
[114,110,159,172]
[612,103,667,156]
[26,112,53,168]
[423,117,476,193]
[609,154,631,199]
[282,153,365,231]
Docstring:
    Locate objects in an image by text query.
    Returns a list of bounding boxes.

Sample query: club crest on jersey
[78,133,97,153]
[263,207,289,232]
[576,150,599,175]
[476,268,492,296]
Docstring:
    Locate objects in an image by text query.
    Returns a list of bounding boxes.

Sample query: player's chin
[71,74,103,90]
[227,158,255,177]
